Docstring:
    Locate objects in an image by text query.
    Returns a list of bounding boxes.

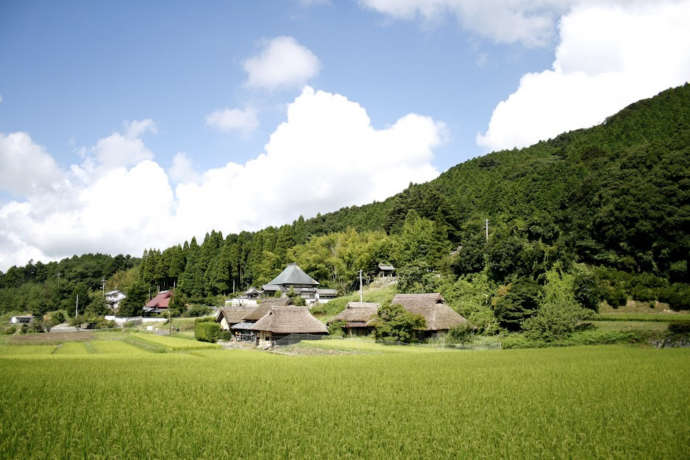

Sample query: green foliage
[658,283,690,310]
[523,267,593,341]
[86,294,110,316]
[184,305,211,317]
[328,320,346,337]
[573,269,601,311]
[446,323,475,344]
[218,330,232,341]
[119,281,148,317]
[437,272,499,334]
[194,320,220,343]
[493,278,542,331]
[373,303,426,343]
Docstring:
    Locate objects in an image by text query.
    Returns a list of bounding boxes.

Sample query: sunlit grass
[0,344,687,458]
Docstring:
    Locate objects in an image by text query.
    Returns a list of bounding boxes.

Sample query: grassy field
[0,338,688,458]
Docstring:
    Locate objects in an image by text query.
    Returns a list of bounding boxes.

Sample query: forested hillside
[1,84,688,317]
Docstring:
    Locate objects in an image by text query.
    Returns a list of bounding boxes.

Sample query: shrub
[373,303,426,344]
[195,321,220,343]
[573,271,601,311]
[184,305,211,317]
[668,321,690,335]
[658,284,690,310]
[523,302,591,342]
[328,320,346,337]
[218,330,232,341]
[493,278,542,331]
[446,323,475,344]
[5,326,16,335]
[603,286,627,307]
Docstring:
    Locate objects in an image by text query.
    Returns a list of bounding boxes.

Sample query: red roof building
[144,290,172,313]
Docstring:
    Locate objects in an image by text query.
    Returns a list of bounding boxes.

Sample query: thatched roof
[330,302,379,327]
[391,293,467,331]
[243,297,291,321]
[251,307,328,334]
[216,305,255,324]
[268,263,319,286]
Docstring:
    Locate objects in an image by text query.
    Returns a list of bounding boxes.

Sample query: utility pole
[359,270,363,303]
[75,293,79,318]
[101,278,105,297]
[485,218,489,243]
[57,272,61,290]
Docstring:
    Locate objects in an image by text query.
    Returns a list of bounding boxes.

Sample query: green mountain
[1,84,688,316]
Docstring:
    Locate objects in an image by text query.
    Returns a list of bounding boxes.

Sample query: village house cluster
[215,262,467,347]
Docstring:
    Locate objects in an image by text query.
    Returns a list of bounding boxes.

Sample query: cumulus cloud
[243,36,320,90]
[168,152,200,184]
[477,1,690,151]
[92,119,157,169]
[205,107,259,133]
[0,88,444,270]
[0,132,65,197]
[361,0,574,46]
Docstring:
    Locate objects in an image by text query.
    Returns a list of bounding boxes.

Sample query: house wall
[219,317,230,331]
[257,331,273,347]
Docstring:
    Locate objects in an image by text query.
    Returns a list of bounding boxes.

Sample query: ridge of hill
[1,84,688,315]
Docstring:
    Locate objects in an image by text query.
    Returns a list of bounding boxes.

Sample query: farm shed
[216,305,255,331]
[378,263,395,277]
[329,302,379,336]
[391,293,467,337]
[144,290,172,314]
[316,288,338,303]
[252,306,328,347]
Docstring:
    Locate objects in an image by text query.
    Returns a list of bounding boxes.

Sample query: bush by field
[194,321,220,343]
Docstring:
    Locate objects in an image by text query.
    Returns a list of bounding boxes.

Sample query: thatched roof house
[242,297,291,322]
[391,293,467,334]
[216,305,255,331]
[329,302,379,336]
[253,306,327,347]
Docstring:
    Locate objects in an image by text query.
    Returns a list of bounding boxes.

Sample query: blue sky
[0,0,688,269]
[0,0,551,173]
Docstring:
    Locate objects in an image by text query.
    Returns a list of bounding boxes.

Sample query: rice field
[0,337,688,459]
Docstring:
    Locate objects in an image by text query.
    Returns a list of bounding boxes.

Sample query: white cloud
[477,1,690,151]
[0,132,65,197]
[168,152,200,184]
[243,36,320,90]
[0,88,444,270]
[361,0,572,46]
[93,119,157,169]
[205,107,259,133]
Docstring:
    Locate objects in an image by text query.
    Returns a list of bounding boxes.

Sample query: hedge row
[194,319,220,343]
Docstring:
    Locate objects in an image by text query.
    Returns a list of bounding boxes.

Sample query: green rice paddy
[0,335,688,458]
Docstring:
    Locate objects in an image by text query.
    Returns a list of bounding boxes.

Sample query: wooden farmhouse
[143,290,172,314]
[230,298,291,343]
[216,305,256,331]
[329,302,379,336]
[391,293,467,338]
[252,306,328,347]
